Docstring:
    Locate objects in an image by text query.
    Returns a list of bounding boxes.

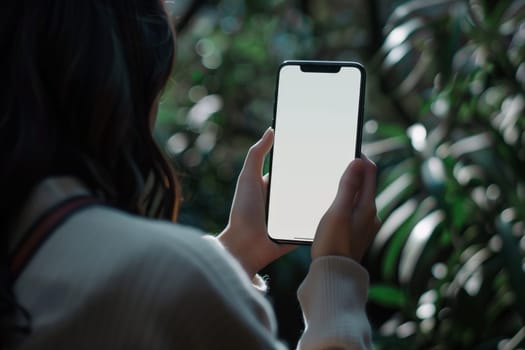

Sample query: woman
[0,0,380,349]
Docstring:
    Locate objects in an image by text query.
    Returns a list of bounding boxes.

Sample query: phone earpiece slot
[300,64,341,73]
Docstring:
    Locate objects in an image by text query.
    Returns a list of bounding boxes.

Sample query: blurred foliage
[366,0,525,349]
[156,0,525,348]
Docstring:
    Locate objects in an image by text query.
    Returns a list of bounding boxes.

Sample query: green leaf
[399,210,445,284]
[369,284,408,309]
[362,137,409,159]
[382,197,437,282]
[376,123,411,138]
[377,172,417,219]
[420,157,447,197]
[371,199,418,259]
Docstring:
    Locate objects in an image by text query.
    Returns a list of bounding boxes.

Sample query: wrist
[217,227,258,278]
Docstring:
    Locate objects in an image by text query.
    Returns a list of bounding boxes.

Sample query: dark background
[156,1,525,348]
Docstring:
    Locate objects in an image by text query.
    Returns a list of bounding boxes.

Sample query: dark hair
[0,0,178,344]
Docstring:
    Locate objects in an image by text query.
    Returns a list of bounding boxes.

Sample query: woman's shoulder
[15,203,229,293]
[15,204,278,349]
[50,204,238,283]
[73,204,211,251]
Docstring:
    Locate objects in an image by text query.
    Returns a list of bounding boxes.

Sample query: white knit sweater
[9,178,372,349]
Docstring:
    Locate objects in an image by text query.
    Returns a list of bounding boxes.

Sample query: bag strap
[9,195,100,281]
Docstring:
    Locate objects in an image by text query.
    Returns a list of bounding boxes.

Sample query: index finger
[355,154,377,212]
[332,158,365,210]
[241,128,274,178]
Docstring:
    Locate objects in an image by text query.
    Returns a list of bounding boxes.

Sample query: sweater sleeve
[193,236,372,350]
[147,236,372,350]
[296,256,372,350]
[190,239,372,350]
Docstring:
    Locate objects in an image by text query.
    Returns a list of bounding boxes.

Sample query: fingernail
[263,127,273,137]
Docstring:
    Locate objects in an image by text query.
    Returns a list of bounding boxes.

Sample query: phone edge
[266,60,367,245]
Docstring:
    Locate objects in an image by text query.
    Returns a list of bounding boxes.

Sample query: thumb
[332,158,365,210]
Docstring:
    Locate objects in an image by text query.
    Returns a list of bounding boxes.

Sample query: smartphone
[266,60,366,244]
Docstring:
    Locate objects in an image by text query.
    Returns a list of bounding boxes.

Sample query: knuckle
[340,174,360,193]
[362,204,378,221]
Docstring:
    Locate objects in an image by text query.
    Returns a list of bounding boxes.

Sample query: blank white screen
[267,64,363,242]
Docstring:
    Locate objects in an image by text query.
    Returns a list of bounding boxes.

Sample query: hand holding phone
[218,128,297,277]
[312,155,380,262]
[266,60,366,244]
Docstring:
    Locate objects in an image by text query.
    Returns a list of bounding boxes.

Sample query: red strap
[9,196,100,280]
